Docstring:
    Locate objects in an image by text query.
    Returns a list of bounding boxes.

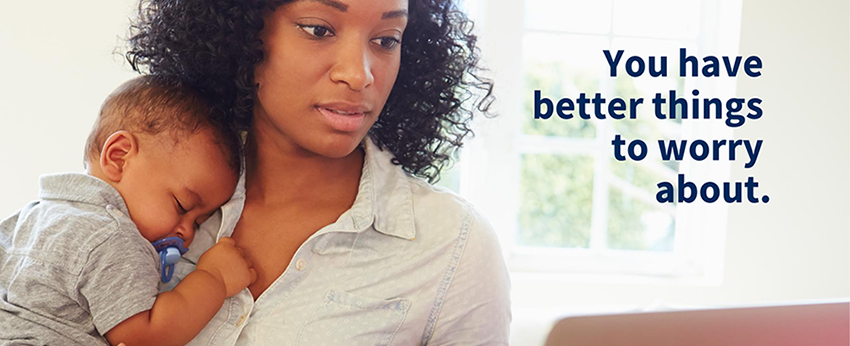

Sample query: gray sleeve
[76,229,160,335]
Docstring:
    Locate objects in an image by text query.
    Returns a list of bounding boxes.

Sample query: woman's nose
[329,39,374,91]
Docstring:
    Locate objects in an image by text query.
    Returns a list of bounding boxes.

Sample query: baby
[0,76,255,346]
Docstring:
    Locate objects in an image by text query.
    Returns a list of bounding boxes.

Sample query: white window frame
[456,0,744,285]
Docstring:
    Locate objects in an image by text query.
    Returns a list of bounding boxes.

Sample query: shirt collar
[38,173,130,216]
[225,136,417,241]
[348,137,417,241]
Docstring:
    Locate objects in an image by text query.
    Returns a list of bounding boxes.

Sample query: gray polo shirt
[0,173,160,345]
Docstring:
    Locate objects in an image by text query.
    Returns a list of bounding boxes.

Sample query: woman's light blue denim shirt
[162,138,511,345]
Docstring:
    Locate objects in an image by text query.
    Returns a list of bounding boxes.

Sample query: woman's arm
[426,212,512,345]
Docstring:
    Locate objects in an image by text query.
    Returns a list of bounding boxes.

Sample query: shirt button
[111,207,124,218]
[295,258,306,271]
[236,314,247,327]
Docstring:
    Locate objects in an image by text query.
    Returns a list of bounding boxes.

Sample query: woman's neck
[243,123,364,207]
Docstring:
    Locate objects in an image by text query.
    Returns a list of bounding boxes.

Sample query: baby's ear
[100,131,138,182]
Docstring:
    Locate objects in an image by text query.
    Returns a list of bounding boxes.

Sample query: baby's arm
[105,237,255,346]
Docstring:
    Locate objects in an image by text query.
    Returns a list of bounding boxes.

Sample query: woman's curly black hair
[125,0,494,183]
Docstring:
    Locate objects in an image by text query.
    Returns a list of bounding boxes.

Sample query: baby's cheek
[136,223,161,242]
[134,214,175,242]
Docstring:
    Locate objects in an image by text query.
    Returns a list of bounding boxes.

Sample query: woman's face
[253,0,408,157]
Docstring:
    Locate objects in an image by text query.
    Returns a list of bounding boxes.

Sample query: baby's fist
[196,237,257,297]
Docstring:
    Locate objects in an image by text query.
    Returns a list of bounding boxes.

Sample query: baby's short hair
[85,76,242,173]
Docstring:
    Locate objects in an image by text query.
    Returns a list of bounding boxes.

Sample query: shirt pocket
[296,289,410,346]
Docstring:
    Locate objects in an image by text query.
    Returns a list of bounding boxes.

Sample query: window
[442,0,744,283]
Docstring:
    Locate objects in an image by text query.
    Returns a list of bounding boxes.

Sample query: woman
[127,0,510,344]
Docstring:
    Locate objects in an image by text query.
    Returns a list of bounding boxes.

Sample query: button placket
[107,205,125,218]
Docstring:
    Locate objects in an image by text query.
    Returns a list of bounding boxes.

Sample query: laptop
[545,301,849,346]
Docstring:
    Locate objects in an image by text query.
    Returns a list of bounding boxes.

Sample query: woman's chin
[307,134,366,159]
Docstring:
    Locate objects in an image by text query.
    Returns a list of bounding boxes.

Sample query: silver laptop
[545,301,849,346]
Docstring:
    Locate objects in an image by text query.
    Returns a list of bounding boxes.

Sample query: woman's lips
[316,105,368,132]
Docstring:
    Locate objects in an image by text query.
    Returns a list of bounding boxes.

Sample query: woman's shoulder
[408,178,471,214]
[407,176,474,216]
[404,177,500,245]
[404,176,511,345]
[364,139,498,244]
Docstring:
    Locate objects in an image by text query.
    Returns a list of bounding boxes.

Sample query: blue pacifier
[152,237,189,283]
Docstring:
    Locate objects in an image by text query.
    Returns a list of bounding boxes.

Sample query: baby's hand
[196,237,256,297]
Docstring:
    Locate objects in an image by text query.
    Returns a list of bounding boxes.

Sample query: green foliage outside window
[519,154,594,248]
[523,61,597,138]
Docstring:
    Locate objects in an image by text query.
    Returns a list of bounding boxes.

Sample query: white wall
[725,0,849,303]
[0,1,138,214]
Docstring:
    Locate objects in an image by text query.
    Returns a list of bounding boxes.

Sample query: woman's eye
[373,37,401,50]
[299,25,334,38]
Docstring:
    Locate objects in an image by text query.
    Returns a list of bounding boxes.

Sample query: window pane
[605,38,681,252]
[612,0,701,39]
[611,74,683,136]
[607,187,675,251]
[525,0,613,34]
[522,34,609,138]
[518,154,594,248]
[609,38,690,171]
[609,73,683,166]
[610,159,675,194]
